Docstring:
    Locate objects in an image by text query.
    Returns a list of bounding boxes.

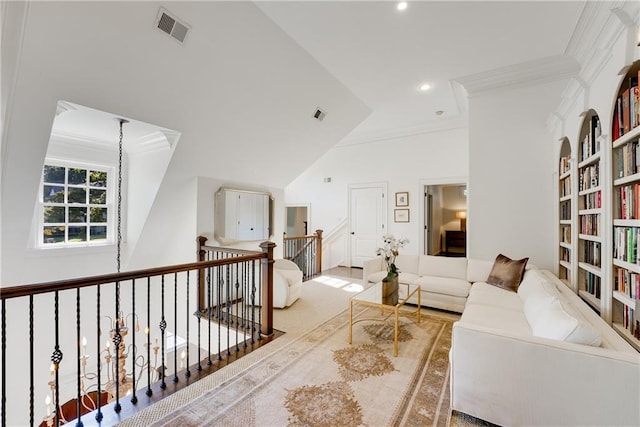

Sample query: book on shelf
[584,271,601,298]
[613,227,640,264]
[560,176,571,198]
[622,306,638,339]
[559,155,571,175]
[615,140,640,178]
[580,117,601,161]
[579,164,599,191]
[632,85,639,130]
[580,190,600,210]
[560,200,571,220]
[614,74,640,141]
[580,214,599,236]
[614,266,640,299]
[623,88,631,135]
[581,240,601,267]
[616,183,640,220]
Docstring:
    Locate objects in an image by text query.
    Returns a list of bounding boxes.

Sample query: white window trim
[36,158,117,249]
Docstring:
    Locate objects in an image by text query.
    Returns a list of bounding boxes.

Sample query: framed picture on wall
[395,192,409,207]
[394,209,410,223]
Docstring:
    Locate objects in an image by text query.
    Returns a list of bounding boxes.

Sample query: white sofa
[363,255,496,313]
[273,259,303,308]
[450,268,640,426]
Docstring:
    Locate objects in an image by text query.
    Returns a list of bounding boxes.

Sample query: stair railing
[283,229,323,280]
[0,237,274,427]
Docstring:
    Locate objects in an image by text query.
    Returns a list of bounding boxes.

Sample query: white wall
[285,127,468,265]
[467,80,568,268]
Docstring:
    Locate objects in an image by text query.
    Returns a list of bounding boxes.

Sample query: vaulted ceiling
[2,1,597,190]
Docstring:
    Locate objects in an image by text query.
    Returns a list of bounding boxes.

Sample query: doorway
[285,205,309,237]
[424,184,467,256]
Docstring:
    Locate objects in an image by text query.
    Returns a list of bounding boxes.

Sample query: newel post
[197,236,208,311]
[259,241,276,337]
[315,229,323,275]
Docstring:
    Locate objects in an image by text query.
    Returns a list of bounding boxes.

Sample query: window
[40,162,113,246]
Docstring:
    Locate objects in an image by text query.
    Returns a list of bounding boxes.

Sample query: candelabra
[41,314,163,425]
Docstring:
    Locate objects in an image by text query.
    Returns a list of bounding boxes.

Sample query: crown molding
[50,129,171,155]
[338,115,467,147]
[453,54,580,98]
[547,0,635,136]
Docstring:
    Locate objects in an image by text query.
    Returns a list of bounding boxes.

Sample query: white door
[349,184,386,267]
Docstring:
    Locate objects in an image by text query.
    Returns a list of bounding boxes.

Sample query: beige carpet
[116,275,490,427]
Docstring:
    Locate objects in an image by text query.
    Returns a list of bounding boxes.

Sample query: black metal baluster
[242,261,253,348]
[197,265,202,372]
[251,261,257,344]
[185,271,191,378]
[207,264,212,366]
[95,284,103,422]
[51,291,63,427]
[173,273,178,384]
[29,295,34,427]
[1,299,4,426]
[226,264,231,357]
[131,279,137,404]
[113,280,122,413]
[258,260,263,342]
[217,264,222,361]
[235,263,240,352]
[76,288,84,426]
[146,277,152,397]
[160,275,167,389]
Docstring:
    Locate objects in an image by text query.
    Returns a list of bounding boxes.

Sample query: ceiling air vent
[155,8,190,44]
[313,108,326,121]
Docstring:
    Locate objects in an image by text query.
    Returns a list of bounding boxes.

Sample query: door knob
[351,232,355,235]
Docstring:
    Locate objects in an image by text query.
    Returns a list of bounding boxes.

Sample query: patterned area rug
[142,306,456,427]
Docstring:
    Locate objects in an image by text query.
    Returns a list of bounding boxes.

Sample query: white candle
[45,395,51,416]
[180,350,186,369]
[81,336,87,356]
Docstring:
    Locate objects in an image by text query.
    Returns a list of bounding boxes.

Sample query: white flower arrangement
[376,234,409,280]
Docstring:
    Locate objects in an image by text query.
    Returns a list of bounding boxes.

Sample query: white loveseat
[450,268,640,426]
[363,255,498,313]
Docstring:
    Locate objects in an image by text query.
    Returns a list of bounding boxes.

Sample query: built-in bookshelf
[611,62,640,351]
[577,110,603,312]
[558,138,573,288]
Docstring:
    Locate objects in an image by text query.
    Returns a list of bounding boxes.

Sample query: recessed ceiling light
[419,83,431,91]
[397,2,408,11]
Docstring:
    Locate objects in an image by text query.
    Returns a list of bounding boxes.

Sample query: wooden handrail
[0,255,264,301]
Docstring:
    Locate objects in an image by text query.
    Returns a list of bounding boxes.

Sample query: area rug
[143,306,455,427]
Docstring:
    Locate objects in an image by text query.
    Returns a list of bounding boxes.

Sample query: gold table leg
[394,306,399,357]
[348,299,353,344]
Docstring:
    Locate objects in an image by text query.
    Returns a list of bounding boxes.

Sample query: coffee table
[348,282,421,356]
